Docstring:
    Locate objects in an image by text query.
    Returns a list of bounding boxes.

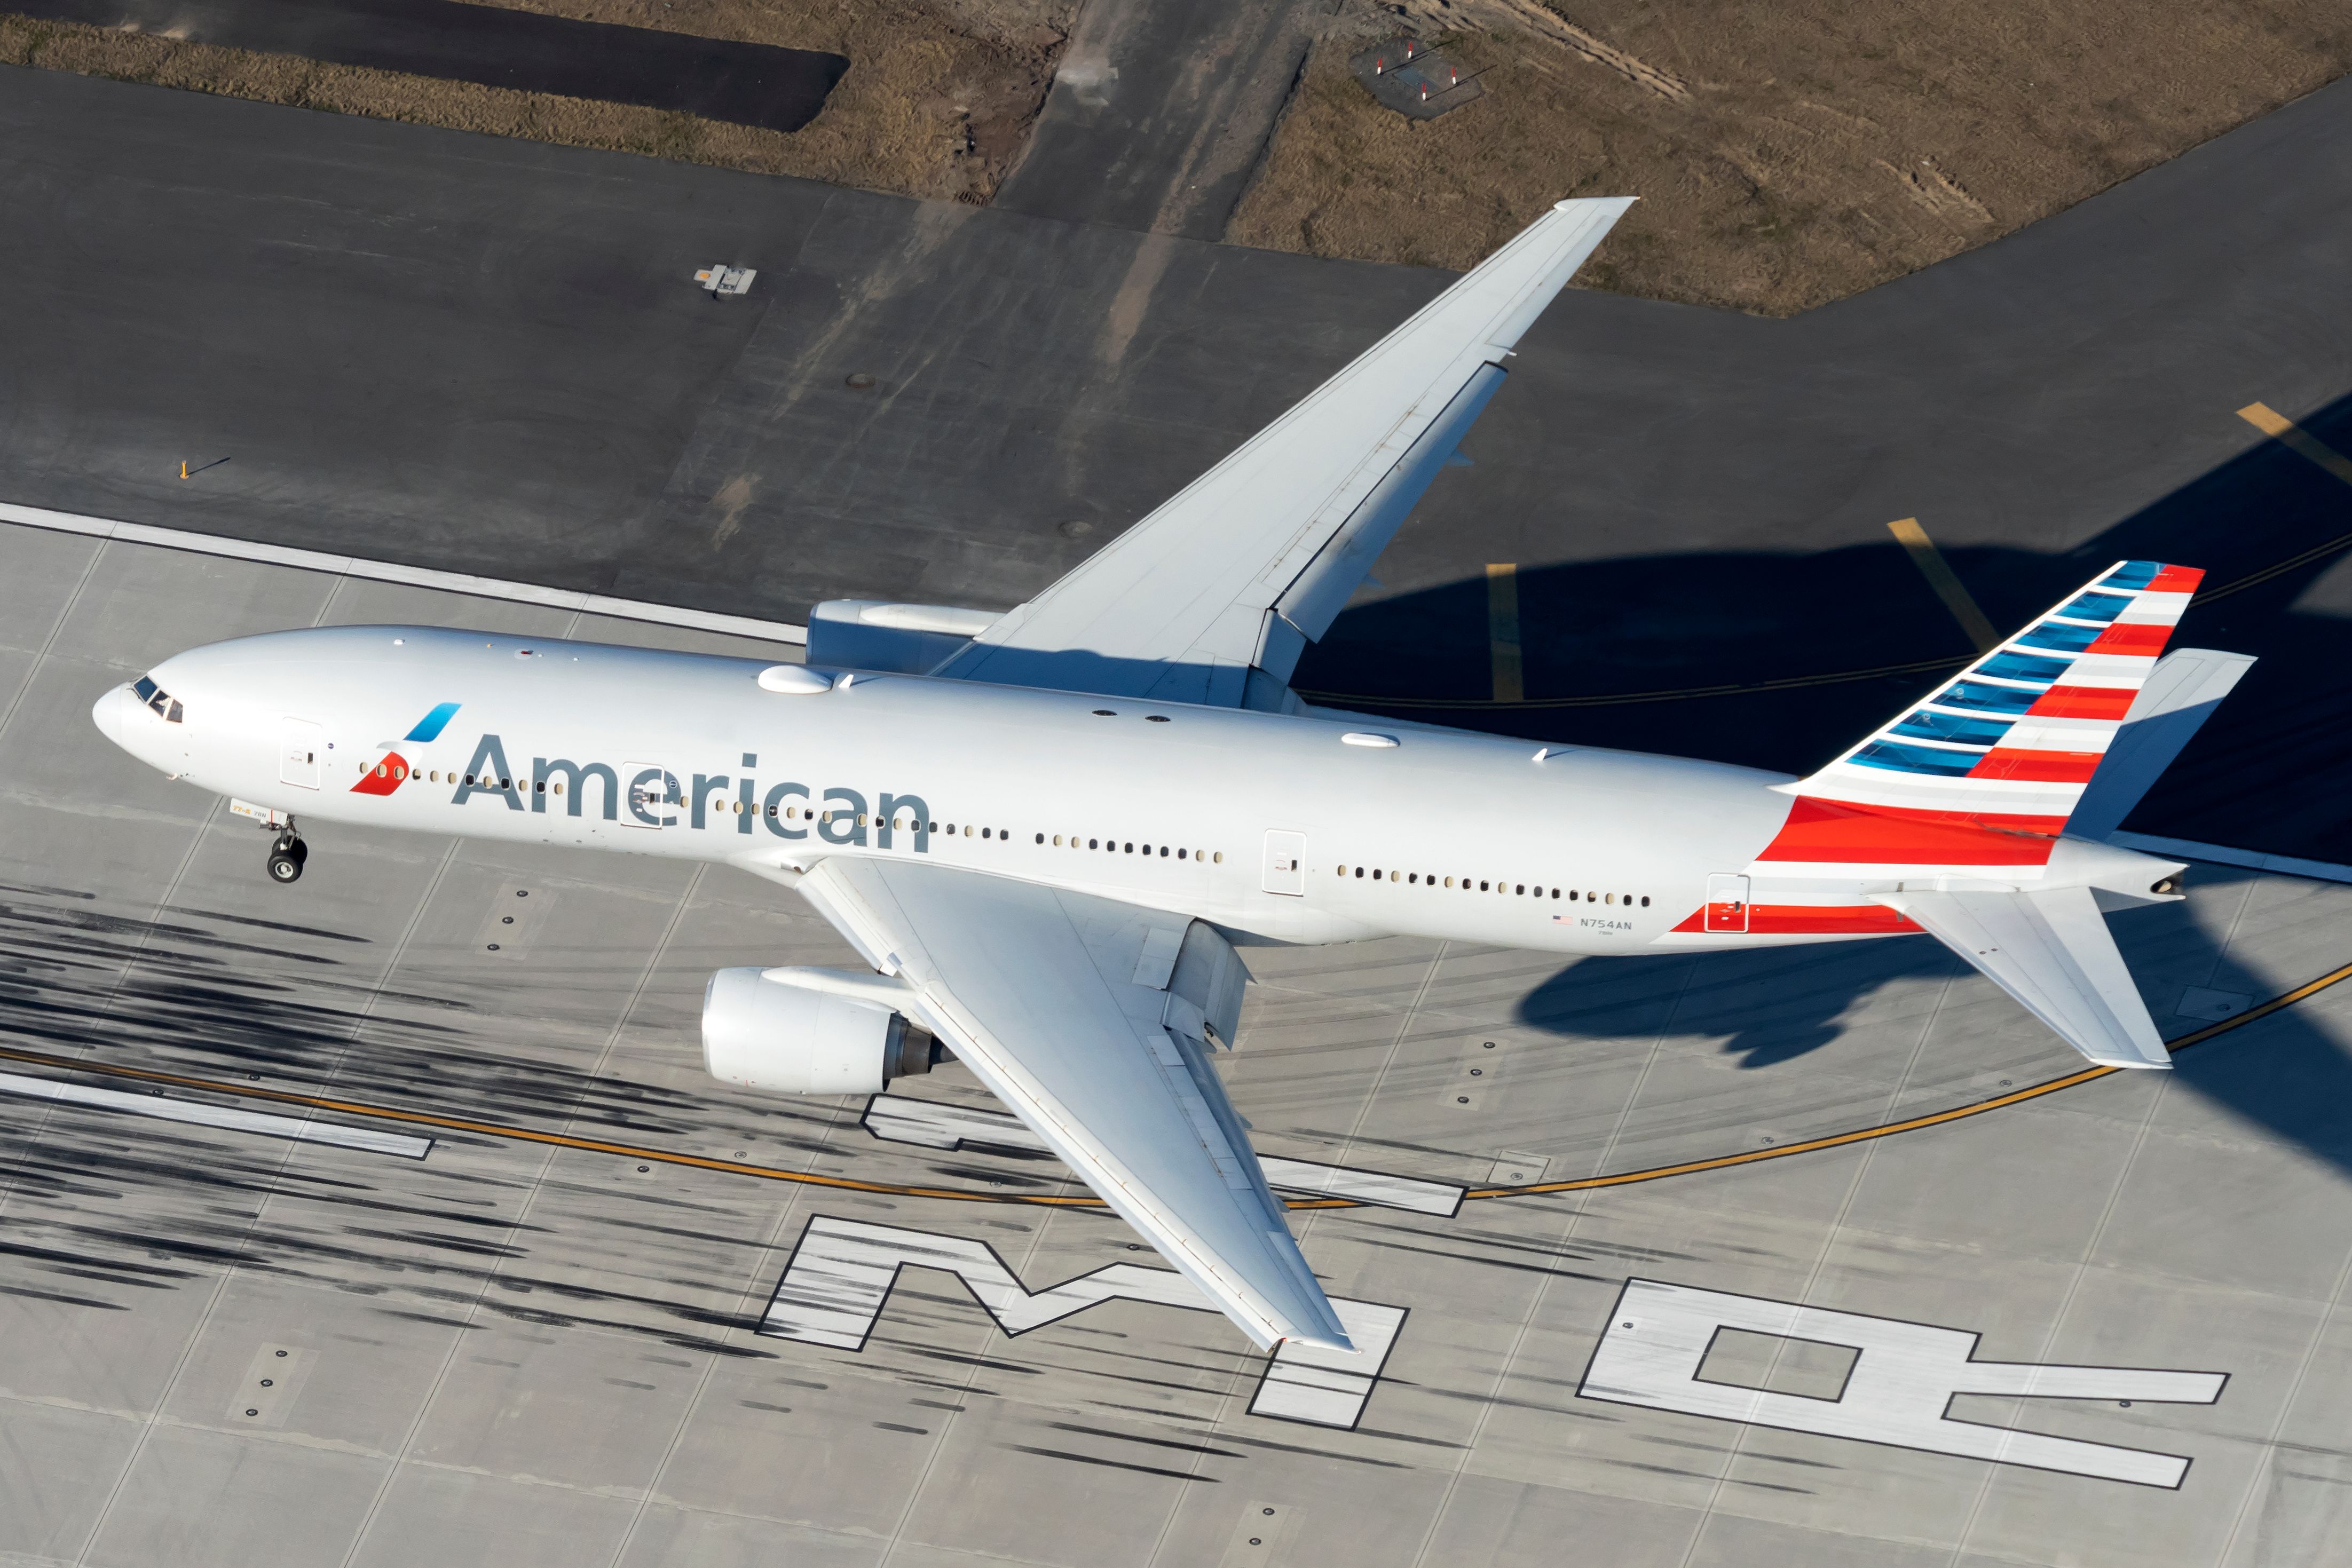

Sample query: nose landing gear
[266,830,308,885]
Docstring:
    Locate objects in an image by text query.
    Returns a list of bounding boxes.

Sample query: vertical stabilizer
[1796,561,2205,838]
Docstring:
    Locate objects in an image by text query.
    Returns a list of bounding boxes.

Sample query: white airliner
[92,199,2248,1353]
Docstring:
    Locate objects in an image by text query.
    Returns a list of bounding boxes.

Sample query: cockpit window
[132,675,184,724]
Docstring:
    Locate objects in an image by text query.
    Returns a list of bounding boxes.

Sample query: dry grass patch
[1,0,1072,202]
[1230,0,2352,313]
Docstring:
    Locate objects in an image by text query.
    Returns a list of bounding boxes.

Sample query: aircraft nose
[91,685,129,748]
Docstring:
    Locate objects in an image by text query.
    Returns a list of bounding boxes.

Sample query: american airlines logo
[360,715,929,849]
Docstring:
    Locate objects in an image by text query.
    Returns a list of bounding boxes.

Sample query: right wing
[930,197,1634,708]
[796,856,1351,1350]
[1876,885,2172,1068]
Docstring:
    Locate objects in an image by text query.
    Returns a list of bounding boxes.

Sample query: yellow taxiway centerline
[0,959,2344,1212]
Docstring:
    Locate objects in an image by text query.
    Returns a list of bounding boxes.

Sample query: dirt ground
[0,0,1071,204]
[1228,0,2352,314]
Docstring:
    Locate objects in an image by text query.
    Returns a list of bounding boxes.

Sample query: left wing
[796,857,1351,1350]
[931,197,1633,708]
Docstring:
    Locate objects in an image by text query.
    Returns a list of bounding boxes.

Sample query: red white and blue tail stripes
[1669,562,2202,934]
[1785,560,2200,852]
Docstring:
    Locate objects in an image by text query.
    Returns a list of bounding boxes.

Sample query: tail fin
[1876,885,2172,1067]
[1796,560,2205,838]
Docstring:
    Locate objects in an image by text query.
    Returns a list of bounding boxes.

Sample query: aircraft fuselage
[94,624,1903,955]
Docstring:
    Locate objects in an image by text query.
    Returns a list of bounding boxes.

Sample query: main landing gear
[266,829,308,885]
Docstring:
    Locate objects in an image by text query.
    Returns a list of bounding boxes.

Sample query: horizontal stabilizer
[1875,885,2171,1068]
[2069,648,2255,841]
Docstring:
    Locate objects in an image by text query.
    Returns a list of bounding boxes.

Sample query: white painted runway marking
[1580,1279,2227,1487]
[862,1092,1466,1215]
[0,1070,433,1159]
[762,1215,1406,1429]
[0,501,808,646]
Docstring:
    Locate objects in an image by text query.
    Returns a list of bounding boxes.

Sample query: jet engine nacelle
[701,967,940,1095]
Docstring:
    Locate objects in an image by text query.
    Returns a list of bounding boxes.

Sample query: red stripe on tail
[2087,622,2174,656]
[2027,684,2136,719]
[1968,750,2104,783]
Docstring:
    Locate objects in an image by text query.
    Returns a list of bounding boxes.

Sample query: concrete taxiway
[2,56,2350,1568]
[5,521,2350,1567]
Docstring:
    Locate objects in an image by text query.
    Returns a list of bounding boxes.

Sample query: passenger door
[1261,829,1307,896]
[279,719,323,790]
[1703,873,1750,932]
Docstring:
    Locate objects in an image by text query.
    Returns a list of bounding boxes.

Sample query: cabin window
[1641,896,1651,907]
[1549,888,1559,899]
[1354,867,1364,878]
[1146,715,1169,723]
[980,827,990,838]
[1092,709,1115,717]
[1124,842,1134,853]
[965,825,974,837]
[499,778,511,789]
[1178,849,1188,860]
[1213,852,1223,864]
[533,780,543,793]
[1158,846,1169,857]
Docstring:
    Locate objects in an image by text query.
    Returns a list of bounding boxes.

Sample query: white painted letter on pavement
[1579,1279,2226,1487]
[760,1215,1406,1429]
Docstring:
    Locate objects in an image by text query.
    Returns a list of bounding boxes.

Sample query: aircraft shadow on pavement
[1299,391,2352,868]
[1504,854,2352,1187]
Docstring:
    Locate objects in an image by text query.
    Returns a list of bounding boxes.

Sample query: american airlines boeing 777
[91,200,2245,1353]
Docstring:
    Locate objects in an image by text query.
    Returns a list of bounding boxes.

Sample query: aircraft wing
[930,197,1635,708]
[795,857,1352,1350]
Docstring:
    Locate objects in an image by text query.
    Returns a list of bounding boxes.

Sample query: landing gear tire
[267,834,307,885]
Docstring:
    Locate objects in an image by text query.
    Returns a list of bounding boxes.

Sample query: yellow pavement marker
[1486,563,1524,702]
[1887,517,2001,653]
[2240,401,2352,487]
